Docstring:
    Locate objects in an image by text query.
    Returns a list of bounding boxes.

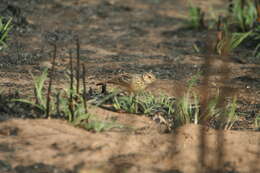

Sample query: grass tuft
[187,2,206,30]
[0,16,12,51]
[97,86,239,130]
[12,68,50,113]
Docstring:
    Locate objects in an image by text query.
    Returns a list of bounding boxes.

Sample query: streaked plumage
[99,72,156,93]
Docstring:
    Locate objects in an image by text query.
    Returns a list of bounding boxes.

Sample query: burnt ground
[0,0,260,173]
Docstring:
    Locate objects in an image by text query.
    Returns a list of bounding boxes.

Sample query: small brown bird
[98,72,156,93]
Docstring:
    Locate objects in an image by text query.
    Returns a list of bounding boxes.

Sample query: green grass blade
[12,98,46,111]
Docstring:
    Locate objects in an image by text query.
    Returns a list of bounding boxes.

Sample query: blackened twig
[76,37,80,94]
[101,83,107,94]
[255,0,260,23]
[69,49,74,121]
[56,92,60,116]
[34,87,39,105]
[82,63,87,113]
[46,44,57,119]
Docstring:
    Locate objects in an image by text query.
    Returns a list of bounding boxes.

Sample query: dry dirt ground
[0,113,260,173]
[0,0,260,172]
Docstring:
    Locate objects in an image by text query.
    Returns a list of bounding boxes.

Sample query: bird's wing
[106,74,132,87]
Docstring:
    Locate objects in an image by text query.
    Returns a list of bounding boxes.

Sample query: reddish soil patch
[0,110,260,173]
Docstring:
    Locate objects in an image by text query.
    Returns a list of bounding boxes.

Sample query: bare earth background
[0,0,260,172]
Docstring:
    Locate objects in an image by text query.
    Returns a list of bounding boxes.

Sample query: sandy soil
[0,0,260,172]
[0,107,260,173]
